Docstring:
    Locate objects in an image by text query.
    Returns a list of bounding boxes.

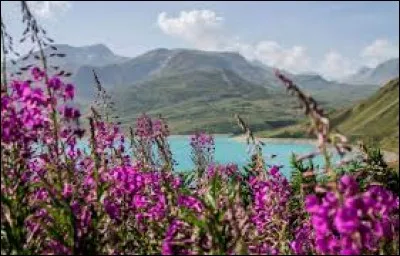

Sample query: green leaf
[0,194,12,208]
[205,192,217,210]
[180,209,207,231]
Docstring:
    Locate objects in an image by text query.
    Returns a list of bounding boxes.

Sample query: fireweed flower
[189,132,214,150]
[153,118,170,138]
[31,67,45,81]
[135,113,153,138]
[44,240,71,255]
[297,175,400,255]
[62,183,73,199]
[248,166,291,254]
[2,67,399,255]
[190,132,215,172]
[290,220,315,255]
[63,84,75,100]
[103,164,178,228]
[47,76,63,90]
[1,68,90,254]
[206,163,240,181]
[177,195,203,214]
[162,219,193,255]
[61,105,81,120]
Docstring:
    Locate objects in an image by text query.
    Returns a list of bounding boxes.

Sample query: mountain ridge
[5,43,393,135]
[342,58,399,86]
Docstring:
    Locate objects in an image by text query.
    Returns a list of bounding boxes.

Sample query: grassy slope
[331,78,399,152]
[107,63,380,134]
[257,78,399,152]
[113,69,301,134]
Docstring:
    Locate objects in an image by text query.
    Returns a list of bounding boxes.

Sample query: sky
[1,1,399,79]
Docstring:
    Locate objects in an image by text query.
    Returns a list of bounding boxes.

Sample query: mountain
[5,44,387,134]
[113,68,300,134]
[73,48,377,103]
[7,44,381,102]
[330,78,399,152]
[73,48,277,98]
[275,73,378,109]
[250,59,270,70]
[343,58,399,86]
[257,78,399,153]
[7,43,129,75]
[69,47,381,134]
[6,43,130,101]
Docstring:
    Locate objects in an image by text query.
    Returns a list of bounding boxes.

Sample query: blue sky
[1,1,399,79]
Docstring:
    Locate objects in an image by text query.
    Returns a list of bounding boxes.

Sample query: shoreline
[169,133,234,138]
[230,135,399,164]
[80,132,399,164]
[231,134,318,145]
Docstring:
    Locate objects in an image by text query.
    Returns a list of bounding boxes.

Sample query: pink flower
[47,76,63,90]
[31,67,45,80]
[62,183,73,198]
[132,195,148,208]
[64,84,75,100]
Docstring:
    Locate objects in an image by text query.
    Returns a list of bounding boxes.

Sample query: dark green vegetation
[258,78,399,153]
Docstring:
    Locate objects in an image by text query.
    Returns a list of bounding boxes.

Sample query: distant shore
[169,133,233,138]
[231,134,318,145]
[231,135,399,164]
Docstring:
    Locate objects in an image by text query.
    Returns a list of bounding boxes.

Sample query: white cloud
[361,39,399,67]
[224,41,256,60]
[27,1,71,19]
[255,42,311,73]
[157,10,398,79]
[157,10,225,50]
[225,41,312,73]
[157,9,312,74]
[319,51,355,79]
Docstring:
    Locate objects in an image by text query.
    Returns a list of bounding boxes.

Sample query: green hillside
[257,78,399,152]
[331,78,399,152]
[113,69,301,134]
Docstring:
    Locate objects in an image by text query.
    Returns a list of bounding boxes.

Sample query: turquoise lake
[78,135,336,179]
[168,135,329,178]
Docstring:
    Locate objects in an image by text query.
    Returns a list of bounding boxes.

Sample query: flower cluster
[177,195,203,214]
[290,219,315,255]
[1,67,399,255]
[190,132,215,172]
[162,219,194,255]
[0,67,95,254]
[250,167,291,231]
[135,113,169,139]
[132,114,172,168]
[206,163,239,180]
[248,166,291,254]
[93,120,126,157]
[300,175,399,255]
[189,132,215,151]
[1,79,51,146]
[104,165,169,224]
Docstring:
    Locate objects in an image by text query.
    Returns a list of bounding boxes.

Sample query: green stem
[89,117,101,201]
[1,18,8,89]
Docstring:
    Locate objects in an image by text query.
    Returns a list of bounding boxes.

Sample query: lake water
[169,135,329,178]
[78,135,336,179]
